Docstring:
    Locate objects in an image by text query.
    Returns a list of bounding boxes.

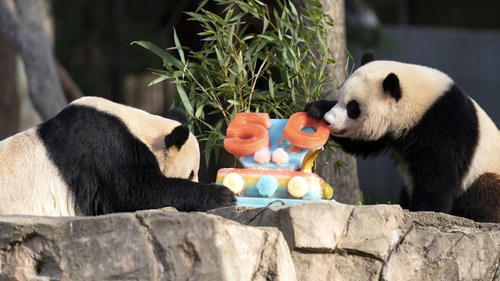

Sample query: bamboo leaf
[132,41,183,69]
[289,1,298,16]
[176,83,194,115]
[257,34,277,42]
[215,47,225,67]
[173,28,185,64]
[195,104,205,118]
[148,75,169,86]
[196,0,209,12]
[268,77,274,98]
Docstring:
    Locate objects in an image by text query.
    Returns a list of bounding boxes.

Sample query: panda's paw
[202,184,237,211]
[304,100,337,121]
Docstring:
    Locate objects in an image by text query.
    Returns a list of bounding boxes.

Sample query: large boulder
[2,202,500,281]
[210,202,500,281]
[0,211,296,281]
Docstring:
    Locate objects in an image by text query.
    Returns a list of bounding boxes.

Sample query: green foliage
[133,0,343,166]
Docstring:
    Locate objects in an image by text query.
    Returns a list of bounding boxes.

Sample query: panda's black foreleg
[187,181,238,212]
[129,177,237,213]
[304,100,338,121]
[407,169,458,214]
[451,173,500,223]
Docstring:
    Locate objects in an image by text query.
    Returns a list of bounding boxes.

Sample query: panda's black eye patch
[346,100,361,119]
[188,171,194,180]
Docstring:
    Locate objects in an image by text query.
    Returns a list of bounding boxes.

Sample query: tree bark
[314,0,362,204]
[0,0,67,121]
[0,32,19,140]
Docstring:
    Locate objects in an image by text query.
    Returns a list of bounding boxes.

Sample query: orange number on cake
[224,113,271,156]
[284,112,330,149]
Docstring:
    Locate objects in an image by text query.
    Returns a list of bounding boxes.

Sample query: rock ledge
[1,203,499,281]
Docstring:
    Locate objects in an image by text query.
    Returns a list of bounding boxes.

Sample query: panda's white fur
[0,97,235,216]
[306,51,500,222]
[325,61,453,141]
[462,100,500,189]
[0,127,76,216]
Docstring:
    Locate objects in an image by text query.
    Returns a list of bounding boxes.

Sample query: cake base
[217,168,336,205]
[236,197,336,208]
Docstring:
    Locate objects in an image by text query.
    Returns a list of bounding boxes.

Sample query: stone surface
[291,252,383,281]
[336,205,405,260]
[211,203,355,252]
[0,213,156,280]
[381,211,500,281]
[2,203,500,281]
[0,212,296,281]
[136,211,297,281]
[211,202,500,281]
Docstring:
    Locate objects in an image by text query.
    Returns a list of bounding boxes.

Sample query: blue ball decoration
[256,175,279,197]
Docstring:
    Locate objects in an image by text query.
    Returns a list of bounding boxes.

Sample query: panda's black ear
[383,73,402,101]
[361,50,376,66]
[165,125,190,150]
[164,108,188,125]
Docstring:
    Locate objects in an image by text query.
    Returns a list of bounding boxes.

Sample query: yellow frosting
[222,173,245,194]
[287,176,309,198]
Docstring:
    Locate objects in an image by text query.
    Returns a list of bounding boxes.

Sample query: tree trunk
[314,0,362,204]
[0,0,67,121]
[0,33,19,140]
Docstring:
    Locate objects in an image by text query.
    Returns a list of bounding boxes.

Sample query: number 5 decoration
[224,113,271,156]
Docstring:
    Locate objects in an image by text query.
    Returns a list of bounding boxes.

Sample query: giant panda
[0,97,236,216]
[306,50,500,223]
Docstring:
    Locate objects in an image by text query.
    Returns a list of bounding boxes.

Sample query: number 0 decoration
[284,112,330,149]
[224,112,330,156]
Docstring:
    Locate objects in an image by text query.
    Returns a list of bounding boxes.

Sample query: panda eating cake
[216,111,335,207]
[305,50,500,223]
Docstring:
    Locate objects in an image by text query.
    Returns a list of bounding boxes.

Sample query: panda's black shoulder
[37,104,161,215]
[395,83,479,179]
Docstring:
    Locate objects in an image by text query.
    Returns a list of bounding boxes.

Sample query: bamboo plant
[133,0,349,171]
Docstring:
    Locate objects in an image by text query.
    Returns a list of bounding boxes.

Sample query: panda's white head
[324,51,454,141]
[71,97,200,181]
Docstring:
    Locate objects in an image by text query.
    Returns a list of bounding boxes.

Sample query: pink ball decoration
[272,148,290,165]
[254,147,271,164]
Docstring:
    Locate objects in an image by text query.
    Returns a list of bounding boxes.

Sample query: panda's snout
[332,128,347,135]
[327,122,346,135]
[329,126,347,135]
[324,106,348,136]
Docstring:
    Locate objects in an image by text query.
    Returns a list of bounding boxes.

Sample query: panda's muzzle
[330,127,347,135]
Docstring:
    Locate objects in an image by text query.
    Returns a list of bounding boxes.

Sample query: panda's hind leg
[451,173,500,223]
